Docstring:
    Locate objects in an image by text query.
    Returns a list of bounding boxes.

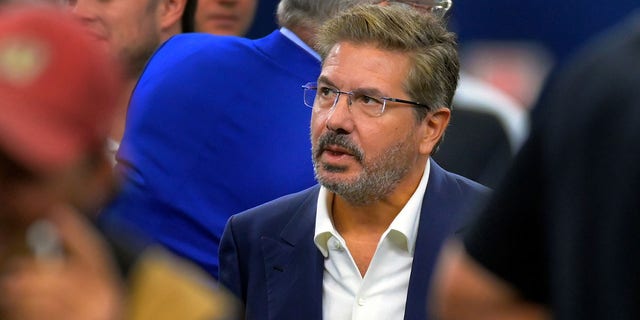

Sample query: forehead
[320,42,411,92]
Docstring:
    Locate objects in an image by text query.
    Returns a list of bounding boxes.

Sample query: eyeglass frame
[302,82,430,117]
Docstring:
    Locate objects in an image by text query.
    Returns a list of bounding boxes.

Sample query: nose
[71,0,97,22]
[325,92,355,133]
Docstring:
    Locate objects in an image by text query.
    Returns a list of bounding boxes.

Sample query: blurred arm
[429,239,550,320]
[0,205,124,320]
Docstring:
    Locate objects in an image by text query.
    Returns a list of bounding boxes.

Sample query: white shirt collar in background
[279,27,321,62]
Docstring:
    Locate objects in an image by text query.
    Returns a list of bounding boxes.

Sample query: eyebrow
[316,75,385,97]
[317,75,335,88]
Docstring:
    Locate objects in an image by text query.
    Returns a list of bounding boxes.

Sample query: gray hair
[276,0,378,30]
[316,4,459,122]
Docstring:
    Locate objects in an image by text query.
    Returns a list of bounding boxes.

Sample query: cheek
[241,0,258,12]
[310,112,328,136]
[361,124,403,155]
[194,5,207,20]
[106,17,129,40]
[114,7,149,33]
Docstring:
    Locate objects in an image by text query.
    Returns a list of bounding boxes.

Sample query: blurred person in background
[430,10,640,320]
[0,6,125,320]
[194,0,258,36]
[70,0,191,159]
[0,5,239,320]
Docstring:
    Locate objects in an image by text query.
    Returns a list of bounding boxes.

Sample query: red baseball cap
[0,5,123,174]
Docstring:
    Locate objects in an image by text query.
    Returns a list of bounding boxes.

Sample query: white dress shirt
[314,160,431,320]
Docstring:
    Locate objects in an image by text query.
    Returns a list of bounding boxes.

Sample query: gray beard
[312,132,414,206]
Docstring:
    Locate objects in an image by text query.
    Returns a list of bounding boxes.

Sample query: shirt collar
[387,159,430,255]
[313,160,431,257]
[314,186,335,257]
[279,27,321,62]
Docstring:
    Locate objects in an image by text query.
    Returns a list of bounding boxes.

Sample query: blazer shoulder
[229,185,321,228]
[433,160,491,194]
[429,160,492,218]
[161,33,254,55]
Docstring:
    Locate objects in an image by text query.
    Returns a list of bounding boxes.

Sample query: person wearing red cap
[0,5,125,320]
[0,6,243,319]
[0,6,242,320]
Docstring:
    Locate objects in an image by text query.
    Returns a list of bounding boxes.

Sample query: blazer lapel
[261,186,324,320]
[405,160,463,320]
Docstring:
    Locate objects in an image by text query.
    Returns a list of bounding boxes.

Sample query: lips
[315,132,364,163]
[324,145,353,157]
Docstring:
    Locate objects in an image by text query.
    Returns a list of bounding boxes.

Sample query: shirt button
[358,298,366,306]
[330,239,342,251]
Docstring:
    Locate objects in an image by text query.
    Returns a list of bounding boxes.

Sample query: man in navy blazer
[219,5,489,320]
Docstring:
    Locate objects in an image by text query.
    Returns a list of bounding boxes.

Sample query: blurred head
[194,0,257,36]
[0,0,68,4]
[276,0,379,32]
[309,5,458,205]
[71,0,187,78]
[0,5,122,243]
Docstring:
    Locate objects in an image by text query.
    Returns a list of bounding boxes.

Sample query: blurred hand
[0,205,124,320]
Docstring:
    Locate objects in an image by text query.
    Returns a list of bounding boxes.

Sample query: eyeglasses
[379,0,453,18]
[302,82,429,118]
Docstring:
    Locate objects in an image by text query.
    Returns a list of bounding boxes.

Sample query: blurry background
[245,0,640,110]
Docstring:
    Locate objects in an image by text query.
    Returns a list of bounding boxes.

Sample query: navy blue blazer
[219,160,489,320]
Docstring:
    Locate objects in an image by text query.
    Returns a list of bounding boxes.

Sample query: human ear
[419,107,451,155]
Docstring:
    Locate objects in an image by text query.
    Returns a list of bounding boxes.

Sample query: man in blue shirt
[102,0,380,279]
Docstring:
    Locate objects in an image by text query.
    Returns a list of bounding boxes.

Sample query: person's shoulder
[166,32,254,50]
[135,33,259,91]
[432,160,490,193]
[151,33,255,63]
[229,185,321,228]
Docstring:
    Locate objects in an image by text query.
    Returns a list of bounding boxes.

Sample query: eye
[357,94,382,106]
[318,86,336,98]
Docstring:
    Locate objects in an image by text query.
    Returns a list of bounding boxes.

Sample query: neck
[286,25,316,49]
[109,78,137,143]
[331,197,398,236]
[331,166,425,236]
[161,25,181,43]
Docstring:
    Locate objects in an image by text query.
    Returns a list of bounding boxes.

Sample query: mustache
[316,132,364,162]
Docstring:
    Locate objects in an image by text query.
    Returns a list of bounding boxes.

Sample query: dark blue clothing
[103,30,321,278]
[219,160,489,320]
